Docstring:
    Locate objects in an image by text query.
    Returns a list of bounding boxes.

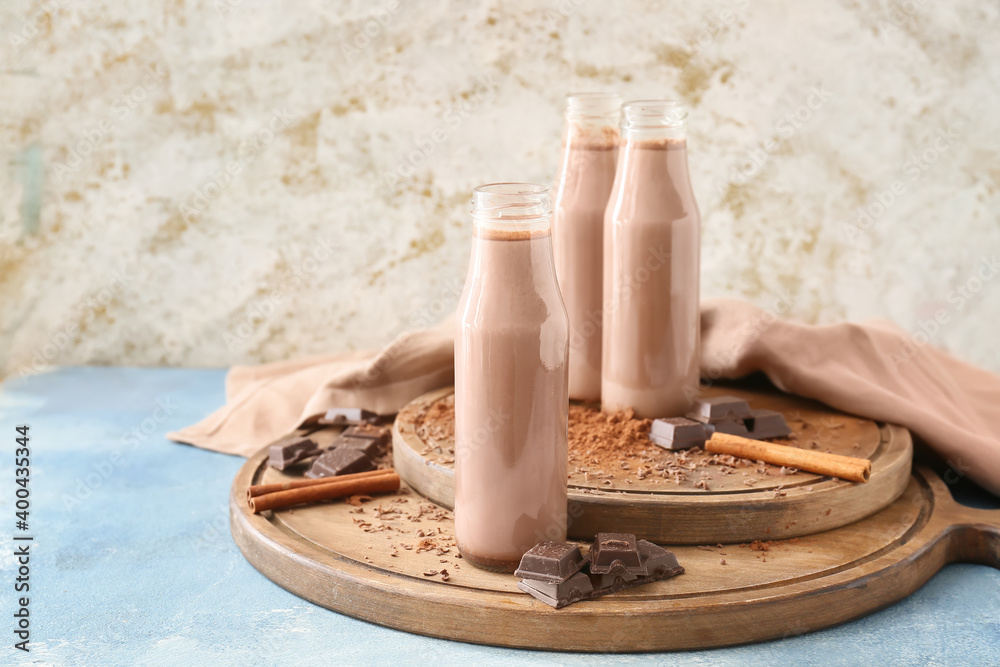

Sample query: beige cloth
[167,299,1000,496]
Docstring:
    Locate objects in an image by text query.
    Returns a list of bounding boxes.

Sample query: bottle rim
[622,100,688,129]
[565,92,622,119]
[471,183,552,225]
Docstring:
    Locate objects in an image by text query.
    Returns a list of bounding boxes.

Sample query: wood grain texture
[392,385,912,543]
[230,459,1000,652]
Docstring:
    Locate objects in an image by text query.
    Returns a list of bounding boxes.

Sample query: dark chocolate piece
[649,417,711,450]
[318,407,377,426]
[588,570,639,591]
[517,572,594,609]
[517,535,685,609]
[651,417,707,441]
[335,435,381,459]
[636,539,684,578]
[304,447,375,479]
[267,434,321,470]
[589,533,644,575]
[342,424,391,449]
[712,419,750,437]
[687,396,753,423]
[588,541,683,596]
[746,409,791,439]
[514,541,587,583]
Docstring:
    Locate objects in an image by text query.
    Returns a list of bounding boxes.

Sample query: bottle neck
[467,220,558,295]
[472,218,551,240]
[613,131,693,203]
[561,92,621,151]
[562,118,620,151]
[621,124,687,144]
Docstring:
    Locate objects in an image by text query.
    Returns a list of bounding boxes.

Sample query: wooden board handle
[919,467,1000,569]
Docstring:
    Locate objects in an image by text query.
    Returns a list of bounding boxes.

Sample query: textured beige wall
[2,0,998,379]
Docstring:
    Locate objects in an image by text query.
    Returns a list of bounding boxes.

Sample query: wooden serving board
[230,460,1000,652]
[392,386,912,543]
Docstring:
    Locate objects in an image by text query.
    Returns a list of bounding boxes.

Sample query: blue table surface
[0,367,997,666]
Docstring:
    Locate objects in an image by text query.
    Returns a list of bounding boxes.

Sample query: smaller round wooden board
[230,460,1000,652]
[392,385,912,544]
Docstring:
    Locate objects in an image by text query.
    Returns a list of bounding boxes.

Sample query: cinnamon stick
[247,468,395,501]
[706,432,871,483]
[249,472,401,514]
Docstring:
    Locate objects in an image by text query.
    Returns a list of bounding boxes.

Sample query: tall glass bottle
[552,92,621,402]
[602,101,701,419]
[454,183,570,572]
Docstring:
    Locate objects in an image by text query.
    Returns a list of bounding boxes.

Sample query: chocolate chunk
[318,407,377,426]
[588,570,639,591]
[636,539,685,578]
[517,535,685,609]
[517,572,594,609]
[305,447,375,479]
[711,419,750,437]
[514,541,587,583]
[588,541,683,595]
[589,533,644,575]
[267,434,321,470]
[650,417,711,450]
[335,435,381,459]
[342,424,391,449]
[687,396,753,423]
[651,417,707,441]
[746,409,791,439]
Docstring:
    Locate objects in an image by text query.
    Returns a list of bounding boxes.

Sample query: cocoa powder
[414,396,771,486]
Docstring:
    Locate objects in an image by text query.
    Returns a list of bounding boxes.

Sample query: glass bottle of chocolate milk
[602,101,701,419]
[552,92,621,402]
[455,183,570,572]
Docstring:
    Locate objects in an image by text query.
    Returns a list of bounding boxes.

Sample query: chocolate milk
[602,102,701,419]
[455,184,569,572]
[552,93,621,402]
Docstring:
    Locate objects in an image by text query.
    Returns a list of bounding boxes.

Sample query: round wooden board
[230,460,1000,652]
[392,385,913,543]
